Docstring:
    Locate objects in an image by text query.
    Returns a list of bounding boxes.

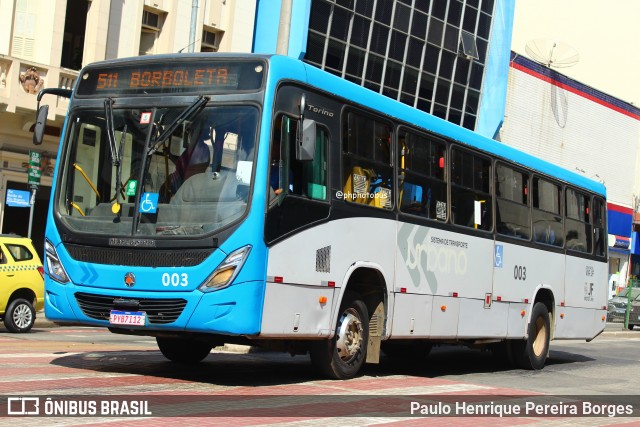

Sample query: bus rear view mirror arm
[33,88,72,145]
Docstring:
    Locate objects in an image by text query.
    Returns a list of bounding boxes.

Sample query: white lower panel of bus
[553,306,605,339]
[391,294,527,339]
[260,281,336,338]
[389,293,433,337]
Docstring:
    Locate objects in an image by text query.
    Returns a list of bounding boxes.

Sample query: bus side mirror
[32,87,72,145]
[33,105,49,145]
[296,119,316,161]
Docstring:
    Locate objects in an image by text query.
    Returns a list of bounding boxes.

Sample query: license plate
[109,310,146,326]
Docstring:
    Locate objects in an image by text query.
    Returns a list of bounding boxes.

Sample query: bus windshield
[56,103,258,238]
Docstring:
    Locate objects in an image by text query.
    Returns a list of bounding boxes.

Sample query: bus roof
[267,55,606,198]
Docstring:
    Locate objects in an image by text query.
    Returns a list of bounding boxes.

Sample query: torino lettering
[406,242,468,275]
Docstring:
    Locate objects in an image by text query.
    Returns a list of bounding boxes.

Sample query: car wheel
[3,298,36,333]
[628,324,635,331]
[156,337,213,363]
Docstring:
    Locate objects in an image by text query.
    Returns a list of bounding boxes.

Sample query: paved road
[0,322,639,425]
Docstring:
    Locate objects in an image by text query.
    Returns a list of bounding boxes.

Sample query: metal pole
[27,188,36,238]
[188,0,199,53]
[276,0,293,55]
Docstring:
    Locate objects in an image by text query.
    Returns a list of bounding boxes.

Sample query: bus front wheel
[511,302,550,370]
[310,291,369,379]
[156,337,213,363]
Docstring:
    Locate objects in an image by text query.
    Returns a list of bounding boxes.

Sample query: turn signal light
[319,296,327,304]
[441,305,447,312]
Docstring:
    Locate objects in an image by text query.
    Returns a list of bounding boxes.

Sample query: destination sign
[76,60,265,96]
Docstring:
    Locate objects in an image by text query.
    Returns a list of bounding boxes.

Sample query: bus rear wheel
[310,291,369,379]
[511,302,550,370]
[156,337,213,363]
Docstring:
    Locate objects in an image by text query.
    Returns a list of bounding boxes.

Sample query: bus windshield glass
[56,103,258,237]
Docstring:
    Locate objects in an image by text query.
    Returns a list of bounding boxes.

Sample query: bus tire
[3,298,36,333]
[310,291,369,379]
[512,302,550,370]
[156,337,212,363]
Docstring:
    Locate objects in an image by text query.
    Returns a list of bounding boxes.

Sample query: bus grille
[74,292,187,324]
[64,244,213,267]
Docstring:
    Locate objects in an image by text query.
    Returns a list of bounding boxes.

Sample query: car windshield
[56,103,258,237]
[616,288,640,300]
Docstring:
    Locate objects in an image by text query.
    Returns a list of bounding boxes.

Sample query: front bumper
[44,278,264,336]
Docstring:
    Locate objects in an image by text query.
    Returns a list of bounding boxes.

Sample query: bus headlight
[45,239,70,284]
[199,245,252,292]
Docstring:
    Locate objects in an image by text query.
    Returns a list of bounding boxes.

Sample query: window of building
[450,147,491,230]
[304,0,496,131]
[60,0,88,70]
[139,9,163,56]
[532,177,563,247]
[12,0,37,60]
[398,129,447,220]
[495,164,530,239]
[201,28,221,52]
[342,111,393,209]
[565,187,592,253]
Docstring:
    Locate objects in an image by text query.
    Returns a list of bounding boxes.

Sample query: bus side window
[269,115,328,203]
[532,177,563,247]
[342,111,393,209]
[495,164,530,239]
[450,148,492,230]
[398,129,447,221]
[565,188,593,253]
[593,197,606,257]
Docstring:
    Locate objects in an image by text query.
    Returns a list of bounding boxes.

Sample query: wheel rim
[335,308,364,363]
[13,303,33,329]
[532,316,547,357]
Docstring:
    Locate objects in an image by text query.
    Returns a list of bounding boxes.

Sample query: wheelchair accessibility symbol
[140,192,159,214]
[494,244,503,268]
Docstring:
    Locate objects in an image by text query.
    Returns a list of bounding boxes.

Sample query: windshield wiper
[104,98,128,213]
[147,95,209,156]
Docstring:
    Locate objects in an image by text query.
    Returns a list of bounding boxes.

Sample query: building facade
[253,0,515,139]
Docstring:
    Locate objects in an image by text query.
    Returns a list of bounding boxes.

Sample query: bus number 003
[162,273,188,287]
[514,265,527,281]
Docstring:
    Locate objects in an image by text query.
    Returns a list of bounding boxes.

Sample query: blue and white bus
[34,54,608,379]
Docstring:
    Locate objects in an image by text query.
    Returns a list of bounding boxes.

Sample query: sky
[510,0,640,106]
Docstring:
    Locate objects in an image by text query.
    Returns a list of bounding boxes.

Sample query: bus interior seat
[170,170,239,204]
[343,166,371,205]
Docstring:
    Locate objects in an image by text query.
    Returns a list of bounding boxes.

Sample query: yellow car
[0,234,44,332]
